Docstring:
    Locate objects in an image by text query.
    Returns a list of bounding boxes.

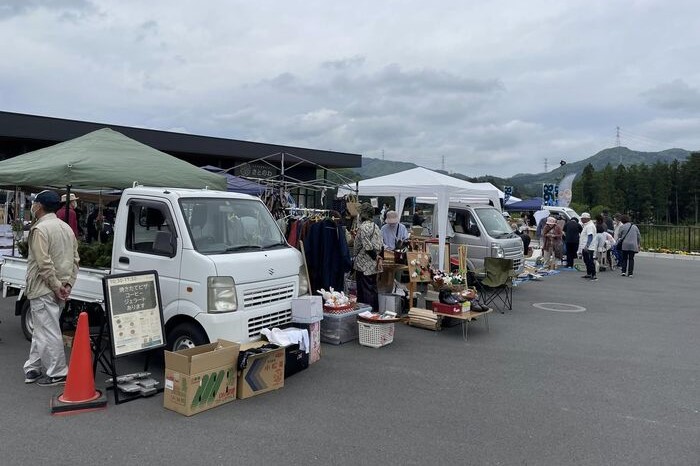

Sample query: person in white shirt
[577,212,597,280]
[380,211,409,251]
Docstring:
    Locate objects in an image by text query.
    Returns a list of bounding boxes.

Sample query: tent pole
[64,185,72,224]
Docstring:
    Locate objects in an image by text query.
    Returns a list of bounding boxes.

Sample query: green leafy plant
[77,241,113,269]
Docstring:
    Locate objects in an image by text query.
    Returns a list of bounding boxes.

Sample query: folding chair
[476,257,514,313]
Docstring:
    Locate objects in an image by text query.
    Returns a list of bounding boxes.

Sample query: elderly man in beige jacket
[23,190,79,387]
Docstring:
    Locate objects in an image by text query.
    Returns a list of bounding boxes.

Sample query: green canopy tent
[0,127,226,191]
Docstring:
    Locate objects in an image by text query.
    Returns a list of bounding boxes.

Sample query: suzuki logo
[268,268,275,275]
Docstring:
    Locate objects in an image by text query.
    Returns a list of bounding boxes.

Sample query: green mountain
[509,147,691,196]
[329,147,692,198]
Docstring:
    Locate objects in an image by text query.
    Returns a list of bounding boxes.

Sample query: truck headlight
[207,276,238,313]
[298,265,310,296]
[491,243,505,258]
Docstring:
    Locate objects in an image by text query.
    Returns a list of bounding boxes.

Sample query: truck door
[451,209,488,265]
[113,199,182,313]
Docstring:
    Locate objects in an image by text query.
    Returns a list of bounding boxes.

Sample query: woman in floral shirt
[353,202,384,311]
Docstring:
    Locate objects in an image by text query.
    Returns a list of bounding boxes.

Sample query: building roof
[0,111,362,169]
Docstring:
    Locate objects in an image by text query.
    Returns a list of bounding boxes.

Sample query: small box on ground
[237,342,285,399]
[163,339,240,416]
[291,296,323,323]
[284,343,310,378]
[288,322,321,364]
[432,302,462,315]
[378,293,404,314]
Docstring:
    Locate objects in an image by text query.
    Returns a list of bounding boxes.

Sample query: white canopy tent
[337,167,500,271]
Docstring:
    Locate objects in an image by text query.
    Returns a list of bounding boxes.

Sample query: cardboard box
[291,296,323,323]
[432,302,462,315]
[237,342,285,399]
[295,321,321,364]
[163,339,240,416]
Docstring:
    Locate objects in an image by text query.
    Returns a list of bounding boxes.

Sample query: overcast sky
[2,0,700,177]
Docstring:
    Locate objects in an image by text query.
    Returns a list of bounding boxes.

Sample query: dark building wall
[0,112,363,175]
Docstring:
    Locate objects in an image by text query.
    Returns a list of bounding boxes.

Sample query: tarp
[337,167,500,271]
[0,128,226,191]
[504,197,544,211]
[200,165,265,196]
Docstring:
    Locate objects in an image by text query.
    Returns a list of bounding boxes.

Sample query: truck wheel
[167,322,209,351]
[20,300,33,341]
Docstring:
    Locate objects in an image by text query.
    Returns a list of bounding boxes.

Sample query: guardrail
[638,224,700,253]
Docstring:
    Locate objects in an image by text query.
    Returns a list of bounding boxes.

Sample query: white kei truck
[0,187,309,351]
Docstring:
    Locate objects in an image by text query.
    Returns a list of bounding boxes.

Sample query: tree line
[569,152,700,225]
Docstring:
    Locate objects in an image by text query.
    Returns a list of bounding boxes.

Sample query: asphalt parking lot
[0,255,698,466]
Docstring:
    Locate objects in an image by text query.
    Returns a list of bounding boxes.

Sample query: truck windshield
[475,208,515,238]
[180,198,287,254]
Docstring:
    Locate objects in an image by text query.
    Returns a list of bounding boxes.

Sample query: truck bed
[1,255,108,303]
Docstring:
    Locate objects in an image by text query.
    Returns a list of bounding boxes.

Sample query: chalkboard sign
[103,271,165,357]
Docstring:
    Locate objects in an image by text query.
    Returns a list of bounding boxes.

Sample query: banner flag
[557,173,577,207]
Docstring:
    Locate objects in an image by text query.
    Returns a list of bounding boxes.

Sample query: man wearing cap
[56,193,79,237]
[353,202,384,311]
[23,190,80,386]
[577,212,597,280]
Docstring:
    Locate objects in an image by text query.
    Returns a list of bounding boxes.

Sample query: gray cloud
[0,0,94,19]
[641,79,700,113]
[2,0,700,177]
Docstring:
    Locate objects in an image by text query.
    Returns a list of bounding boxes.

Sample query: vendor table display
[432,305,492,341]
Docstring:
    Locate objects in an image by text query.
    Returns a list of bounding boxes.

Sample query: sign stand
[101,271,166,404]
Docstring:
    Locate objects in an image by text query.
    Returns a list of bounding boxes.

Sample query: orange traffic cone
[51,312,107,414]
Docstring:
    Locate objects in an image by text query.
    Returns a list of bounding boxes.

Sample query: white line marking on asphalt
[532,302,587,312]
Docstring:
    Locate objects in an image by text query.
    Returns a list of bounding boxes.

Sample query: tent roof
[200,166,265,196]
[0,128,226,191]
[504,197,544,211]
[337,167,500,207]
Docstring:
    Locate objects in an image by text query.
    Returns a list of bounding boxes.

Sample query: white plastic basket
[358,321,395,348]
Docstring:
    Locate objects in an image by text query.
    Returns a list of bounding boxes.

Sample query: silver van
[430,203,524,273]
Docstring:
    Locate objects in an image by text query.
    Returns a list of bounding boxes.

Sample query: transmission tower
[544,158,548,172]
[441,155,445,171]
[616,126,621,147]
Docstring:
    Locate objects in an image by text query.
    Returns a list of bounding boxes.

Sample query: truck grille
[243,283,295,308]
[248,309,292,339]
[504,245,524,270]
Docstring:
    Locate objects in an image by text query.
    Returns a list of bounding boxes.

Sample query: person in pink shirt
[56,193,79,237]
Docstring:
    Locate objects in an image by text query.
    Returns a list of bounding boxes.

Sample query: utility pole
[441,155,445,172]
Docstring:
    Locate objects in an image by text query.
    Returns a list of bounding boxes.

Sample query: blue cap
[32,190,61,209]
